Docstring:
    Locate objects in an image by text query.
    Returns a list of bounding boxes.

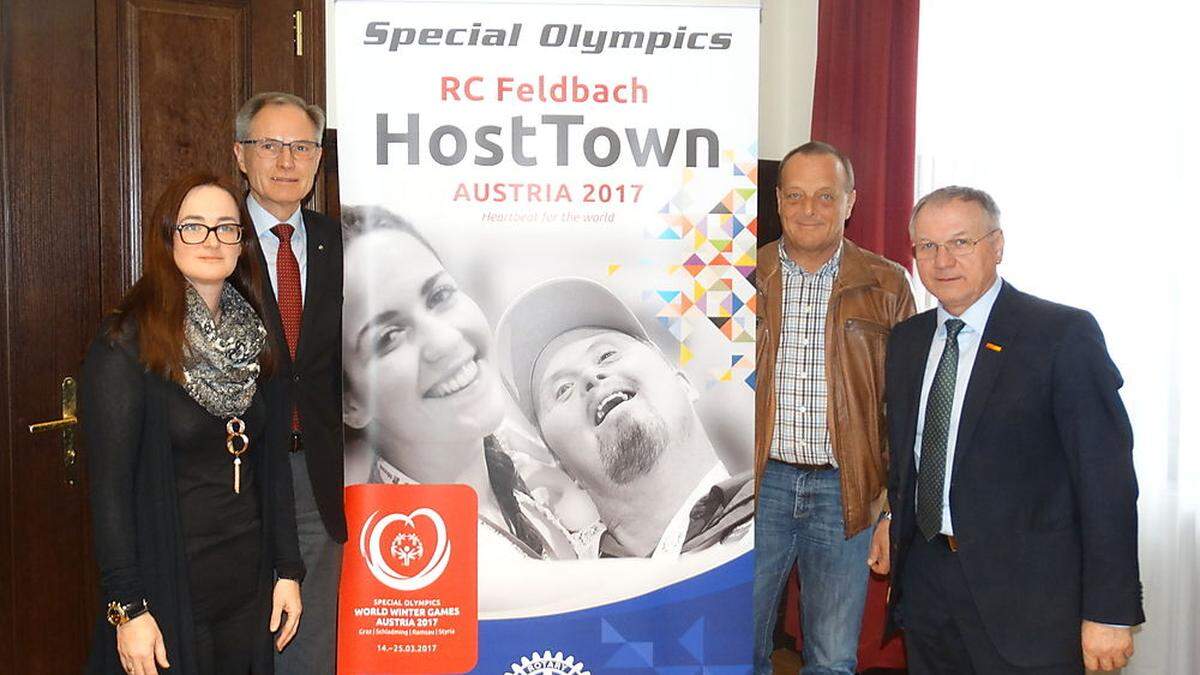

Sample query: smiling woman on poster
[339,204,580,563]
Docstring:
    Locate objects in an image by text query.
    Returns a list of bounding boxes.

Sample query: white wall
[324,0,820,158]
[758,0,818,160]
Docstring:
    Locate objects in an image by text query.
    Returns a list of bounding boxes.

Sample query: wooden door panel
[0,0,101,671]
[131,0,249,230]
[252,0,325,98]
[2,0,327,671]
[100,0,251,305]
[99,0,326,306]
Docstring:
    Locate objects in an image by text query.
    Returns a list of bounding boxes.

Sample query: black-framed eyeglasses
[176,223,244,245]
[912,229,1000,260]
[238,138,322,159]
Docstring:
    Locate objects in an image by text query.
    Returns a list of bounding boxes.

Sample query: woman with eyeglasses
[81,173,303,675]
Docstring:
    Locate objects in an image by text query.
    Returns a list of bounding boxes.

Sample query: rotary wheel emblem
[508,650,589,675]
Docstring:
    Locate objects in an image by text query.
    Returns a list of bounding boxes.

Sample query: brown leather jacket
[755,238,915,537]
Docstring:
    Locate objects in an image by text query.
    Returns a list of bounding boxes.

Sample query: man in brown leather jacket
[753,141,915,674]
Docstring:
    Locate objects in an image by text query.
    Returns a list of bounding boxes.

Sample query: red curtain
[781,0,921,670]
[811,0,920,269]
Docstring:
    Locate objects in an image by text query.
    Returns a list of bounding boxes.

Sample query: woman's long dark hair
[484,435,548,556]
[344,204,547,555]
[110,172,272,381]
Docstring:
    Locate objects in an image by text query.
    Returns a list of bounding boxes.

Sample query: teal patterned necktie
[917,318,966,540]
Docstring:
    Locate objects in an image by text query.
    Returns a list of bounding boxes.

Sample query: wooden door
[0,1,326,671]
[97,0,327,306]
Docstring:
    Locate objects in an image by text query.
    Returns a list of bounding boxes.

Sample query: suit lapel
[296,210,330,364]
[950,282,1020,479]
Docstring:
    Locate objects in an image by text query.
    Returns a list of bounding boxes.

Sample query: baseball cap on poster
[495,277,657,423]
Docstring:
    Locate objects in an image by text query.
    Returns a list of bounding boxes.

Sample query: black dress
[82,323,304,675]
[169,384,264,672]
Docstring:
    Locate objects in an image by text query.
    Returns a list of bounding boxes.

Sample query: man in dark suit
[233,92,345,674]
[883,186,1143,673]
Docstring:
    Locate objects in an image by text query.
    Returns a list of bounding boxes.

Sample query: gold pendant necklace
[225,416,249,493]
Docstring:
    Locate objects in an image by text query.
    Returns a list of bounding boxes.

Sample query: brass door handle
[27,377,79,486]
[28,377,78,433]
[28,416,77,433]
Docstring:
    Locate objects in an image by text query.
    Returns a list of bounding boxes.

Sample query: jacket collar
[763,238,883,292]
[950,280,1020,476]
[296,210,331,361]
[832,238,884,296]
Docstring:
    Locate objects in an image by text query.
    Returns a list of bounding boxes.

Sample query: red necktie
[272,224,303,431]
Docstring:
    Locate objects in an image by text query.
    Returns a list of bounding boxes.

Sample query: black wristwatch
[107,598,150,627]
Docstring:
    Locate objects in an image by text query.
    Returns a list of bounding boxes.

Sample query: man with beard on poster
[496,277,754,559]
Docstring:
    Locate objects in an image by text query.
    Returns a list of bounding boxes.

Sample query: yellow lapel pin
[985,342,1003,352]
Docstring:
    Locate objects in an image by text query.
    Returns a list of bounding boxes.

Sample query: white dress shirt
[914,276,1003,535]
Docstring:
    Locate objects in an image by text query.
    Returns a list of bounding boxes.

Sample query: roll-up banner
[334,1,759,671]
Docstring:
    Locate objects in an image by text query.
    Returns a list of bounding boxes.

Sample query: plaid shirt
[769,240,841,465]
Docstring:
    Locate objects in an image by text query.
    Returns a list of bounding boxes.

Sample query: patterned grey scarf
[182,284,266,418]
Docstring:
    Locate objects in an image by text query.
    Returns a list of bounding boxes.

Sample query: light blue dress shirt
[913,275,1003,536]
[248,194,307,301]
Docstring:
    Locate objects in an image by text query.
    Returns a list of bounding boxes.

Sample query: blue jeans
[753,460,872,675]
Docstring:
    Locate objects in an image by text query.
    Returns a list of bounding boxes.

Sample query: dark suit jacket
[885,281,1143,668]
[256,207,347,543]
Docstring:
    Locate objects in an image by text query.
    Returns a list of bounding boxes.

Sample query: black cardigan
[81,323,304,674]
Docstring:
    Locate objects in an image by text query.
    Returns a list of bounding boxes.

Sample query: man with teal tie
[884,186,1143,673]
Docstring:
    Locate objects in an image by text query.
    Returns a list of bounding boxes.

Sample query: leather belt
[935,533,959,552]
[791,462,835,472]
[290,432,303,454]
